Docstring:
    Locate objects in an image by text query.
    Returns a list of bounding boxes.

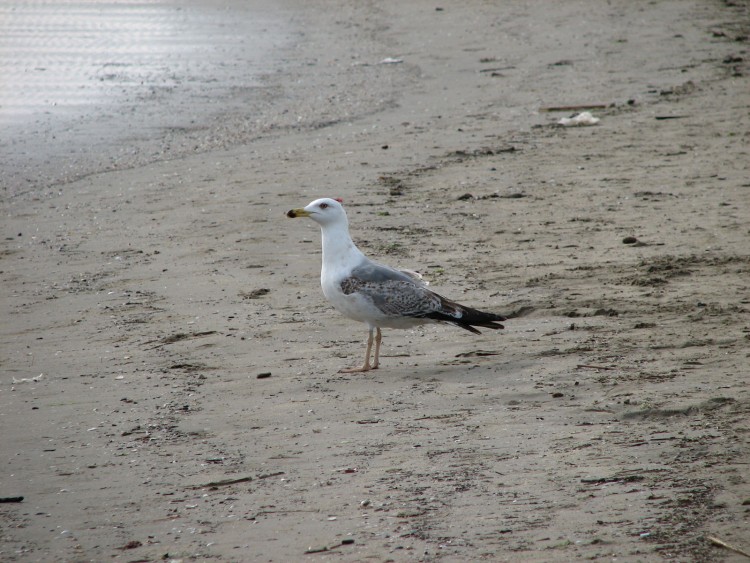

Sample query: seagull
[287,198,506,372]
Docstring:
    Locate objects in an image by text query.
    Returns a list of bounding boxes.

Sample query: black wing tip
[459,308,506,329]
[418,300,507,333]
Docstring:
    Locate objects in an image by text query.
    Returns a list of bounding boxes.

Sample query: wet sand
[2,1,750,561]
[1,0,294,194]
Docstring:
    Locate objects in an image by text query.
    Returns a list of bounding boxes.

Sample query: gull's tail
[423,297,506,334]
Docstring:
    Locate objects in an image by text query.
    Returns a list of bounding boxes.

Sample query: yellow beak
[286,208,310,218]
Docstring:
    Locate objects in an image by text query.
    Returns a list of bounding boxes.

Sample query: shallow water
[0,0,293,193]
[0,0,284,122]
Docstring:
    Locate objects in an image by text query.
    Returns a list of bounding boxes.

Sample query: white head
[287,197,348,228]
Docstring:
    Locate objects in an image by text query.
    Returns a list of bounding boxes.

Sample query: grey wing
[342,259,505,333]
[350,260,425,285]
[344,261,441,317]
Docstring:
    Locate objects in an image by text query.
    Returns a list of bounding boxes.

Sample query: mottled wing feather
[340,260,504,333]
[341,269,456,319]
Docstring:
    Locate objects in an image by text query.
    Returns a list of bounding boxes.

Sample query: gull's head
[286,198,347,227]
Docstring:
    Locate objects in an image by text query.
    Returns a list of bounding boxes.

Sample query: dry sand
[2,1,750,561]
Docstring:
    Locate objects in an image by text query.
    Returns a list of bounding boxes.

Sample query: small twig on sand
[455,350,500,358]
[192,476,253,489]
[708,536,750,559]
[577,364,616,371]
[581,475,644,484]
[305,545,337,554]
[192,471,285,489]
[305,539,355,554]
[539,104,609,112]
[258,471,285,480]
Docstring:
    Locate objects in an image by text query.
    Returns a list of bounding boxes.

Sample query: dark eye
[319,203,328,209]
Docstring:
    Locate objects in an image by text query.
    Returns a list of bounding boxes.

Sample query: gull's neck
[319,220,365,277]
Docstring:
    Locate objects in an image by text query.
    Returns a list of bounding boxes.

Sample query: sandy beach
[2,1,749,561]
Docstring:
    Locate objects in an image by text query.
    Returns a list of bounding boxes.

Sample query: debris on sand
[558,111,600,126]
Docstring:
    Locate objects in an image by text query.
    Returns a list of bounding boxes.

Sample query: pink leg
[339,327,375,373]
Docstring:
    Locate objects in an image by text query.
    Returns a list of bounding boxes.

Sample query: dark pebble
[257,372,272,379]
[622,236,638,244]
